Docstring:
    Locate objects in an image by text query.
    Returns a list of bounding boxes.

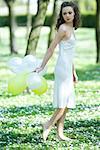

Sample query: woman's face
[62,6,75,23]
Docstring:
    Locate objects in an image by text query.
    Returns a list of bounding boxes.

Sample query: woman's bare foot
[42,123,51,141]
[56,122,72,141]
[57,134,72,141]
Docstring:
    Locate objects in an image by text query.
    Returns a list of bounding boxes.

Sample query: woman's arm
[73,64,78,83]
[72,64,77,75]
[34,26,66,72]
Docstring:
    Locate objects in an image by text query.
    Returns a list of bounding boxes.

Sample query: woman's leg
[56,107,70,140]
[42,108,66,140]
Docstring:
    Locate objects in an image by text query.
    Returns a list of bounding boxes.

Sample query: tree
[4,0,17,54]
[96,0,100,63]
[26,0,32,40]
[25,0,50,56]
[47,0,58,48]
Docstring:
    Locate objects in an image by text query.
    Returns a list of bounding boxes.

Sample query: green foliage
[0,28,99,149]
[81,14,96,28]
[0,14,96,28]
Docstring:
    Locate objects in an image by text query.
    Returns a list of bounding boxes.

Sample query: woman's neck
[65,22,73,28]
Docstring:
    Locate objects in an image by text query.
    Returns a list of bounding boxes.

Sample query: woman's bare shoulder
[57,24,67,37]
[59,24,69,32]
[59,24,71,38]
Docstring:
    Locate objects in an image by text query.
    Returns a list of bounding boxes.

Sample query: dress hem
[53,105,76,109]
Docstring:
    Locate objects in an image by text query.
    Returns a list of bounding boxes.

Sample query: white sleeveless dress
[53,31,76,108]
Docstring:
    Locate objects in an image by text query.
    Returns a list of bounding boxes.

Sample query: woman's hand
[33,66,44,73]
[73,72,78,84]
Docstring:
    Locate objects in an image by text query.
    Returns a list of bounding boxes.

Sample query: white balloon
[7,57,23,73]
[23,55,37,65]
[22,55,37,73]
[26,72,42,90]
[36,59,42,66]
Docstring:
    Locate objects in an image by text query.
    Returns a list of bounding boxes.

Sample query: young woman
[34,1,80,141]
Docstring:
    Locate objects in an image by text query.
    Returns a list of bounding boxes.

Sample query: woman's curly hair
[56,1,81,30]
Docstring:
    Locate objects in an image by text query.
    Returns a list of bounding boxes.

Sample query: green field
[0,27,100,149]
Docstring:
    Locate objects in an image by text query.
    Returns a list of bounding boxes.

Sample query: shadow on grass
[44,73,54,81]
[77,64,100,81]
[0,103,99,147]
[0,54,10,57]
[0,52,24,57]
[0,103,99,117]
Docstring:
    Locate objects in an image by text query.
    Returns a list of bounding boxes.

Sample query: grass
[0,27,100,150]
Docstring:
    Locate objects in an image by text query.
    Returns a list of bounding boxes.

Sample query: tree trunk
[26,0,32,40]
[25,0,50,56]
[47,0,58,48]
[4,0,17,54]
[96,0,100,63]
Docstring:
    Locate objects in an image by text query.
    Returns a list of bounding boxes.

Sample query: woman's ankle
[57,128,64,136]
